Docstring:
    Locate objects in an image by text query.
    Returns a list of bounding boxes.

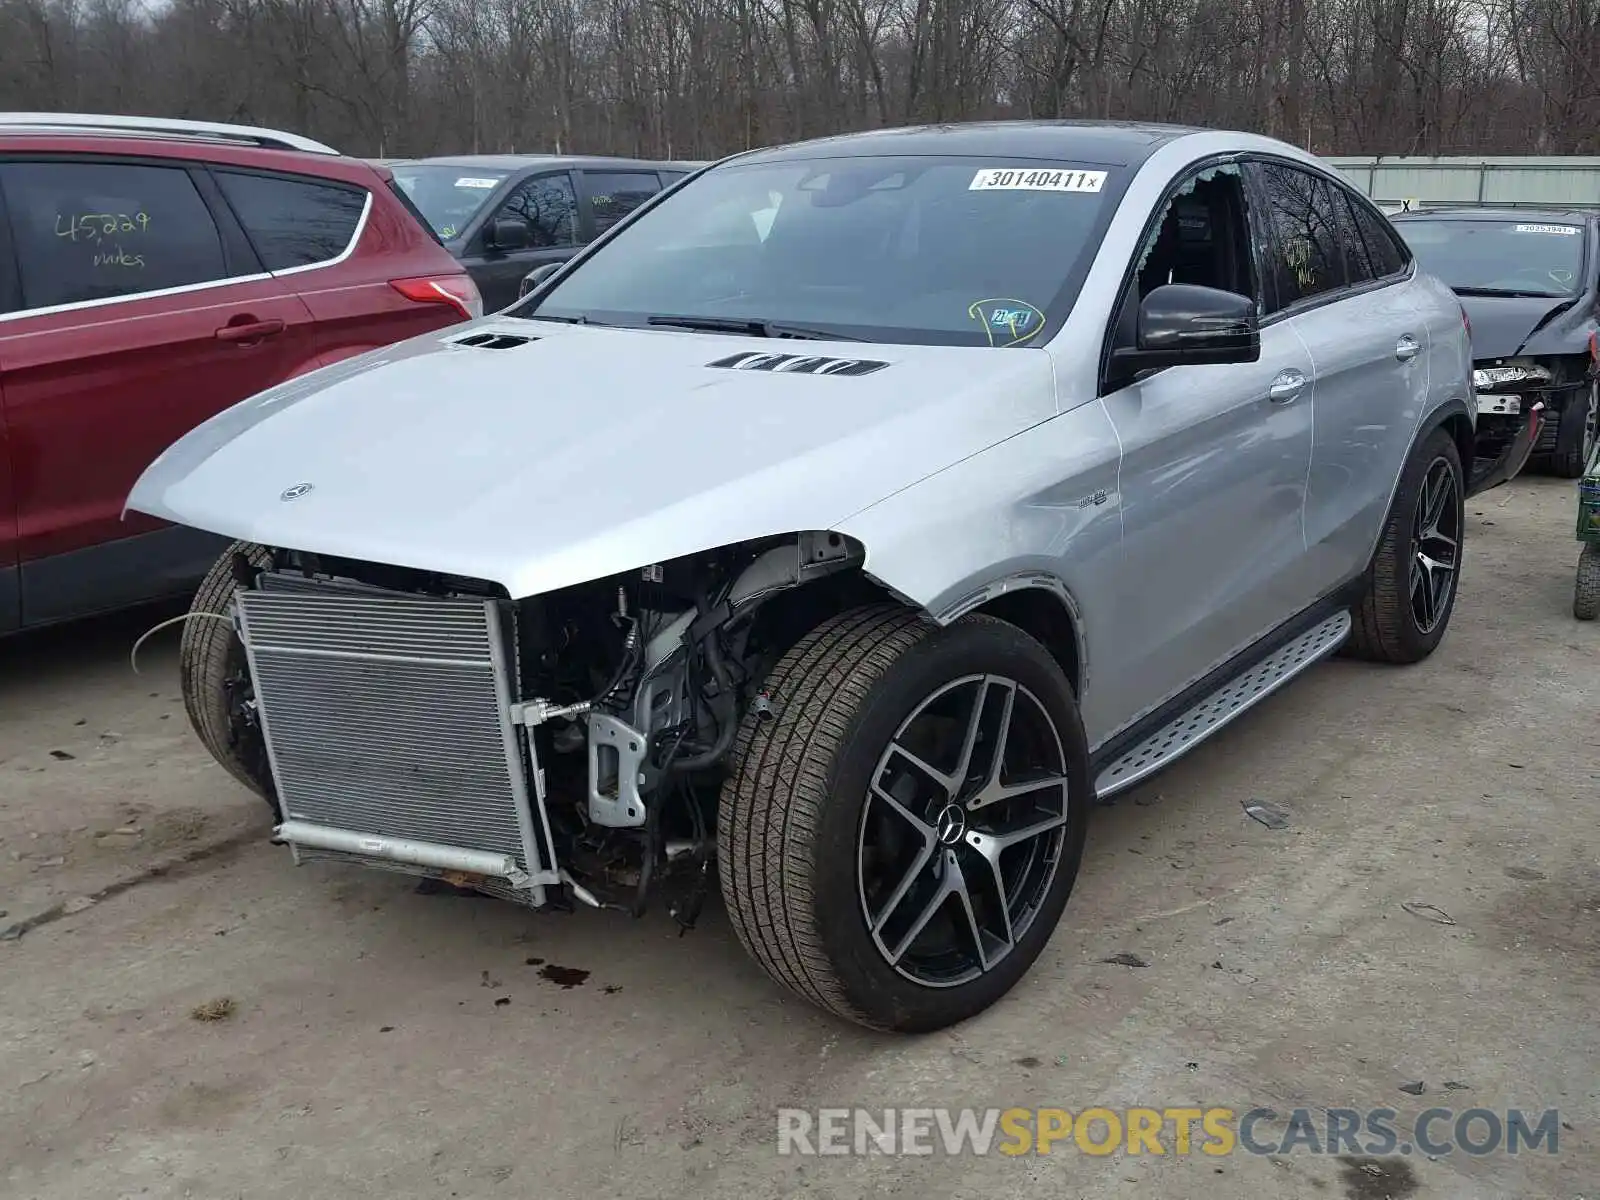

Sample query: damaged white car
[129,122,1474,1032]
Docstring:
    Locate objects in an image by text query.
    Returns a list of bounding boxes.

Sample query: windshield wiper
[521,312,599,325]
[1451,286,1565,299]
[645,314,865,341]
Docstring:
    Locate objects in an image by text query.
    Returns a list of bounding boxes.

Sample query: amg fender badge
[280,482,314,501]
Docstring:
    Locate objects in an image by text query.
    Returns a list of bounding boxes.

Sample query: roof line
[0,112,338,154]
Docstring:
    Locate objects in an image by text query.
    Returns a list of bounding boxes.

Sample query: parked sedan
[1392,207,1600,477]
[389,155,702,311]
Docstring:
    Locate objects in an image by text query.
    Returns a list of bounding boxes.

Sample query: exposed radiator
[235,573,557,904]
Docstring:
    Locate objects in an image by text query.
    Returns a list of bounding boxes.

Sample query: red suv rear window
[213,169,369,270]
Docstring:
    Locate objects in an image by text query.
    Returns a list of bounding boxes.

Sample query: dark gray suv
[390,154,701,311]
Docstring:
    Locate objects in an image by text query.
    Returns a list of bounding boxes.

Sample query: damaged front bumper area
[230,532,867,914]
[1468,391,1544,495]
[1472,358,1593,473]
[239,572,568,907]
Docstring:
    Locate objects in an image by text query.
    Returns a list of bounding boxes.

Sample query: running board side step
[1094,610,1352,801]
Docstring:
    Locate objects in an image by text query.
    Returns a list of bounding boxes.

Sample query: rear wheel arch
[1433,407,1476,485]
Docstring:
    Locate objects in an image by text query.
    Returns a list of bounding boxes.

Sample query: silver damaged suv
[129,121,1476,1033]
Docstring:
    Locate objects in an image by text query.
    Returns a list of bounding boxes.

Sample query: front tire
[1344,426,1465,664]
[1546,380,1598,479]
[180,541,277,809]
[718,604,1091,1032]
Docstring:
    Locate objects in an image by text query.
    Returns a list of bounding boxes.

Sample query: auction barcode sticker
[970,168,1107,193]
[1514,223,1580,236]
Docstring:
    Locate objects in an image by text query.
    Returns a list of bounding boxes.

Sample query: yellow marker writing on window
[55,211,151,242]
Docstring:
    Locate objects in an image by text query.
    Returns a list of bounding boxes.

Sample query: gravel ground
[1,476,1595,1200]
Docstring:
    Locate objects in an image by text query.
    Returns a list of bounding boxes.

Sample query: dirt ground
[1,477,1595,1200]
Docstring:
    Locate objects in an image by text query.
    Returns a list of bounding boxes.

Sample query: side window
[1114,164,1259,349]
[0,160,229,310]
[1330,185,1375,286]
[214,170,367,270]
[584,171,662,237]
[1350,198,1409,277]
[495,172,578,248]
[1255,162,1347,310]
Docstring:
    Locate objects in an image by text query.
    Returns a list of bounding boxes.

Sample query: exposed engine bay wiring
[214,531,869,917]
[129,610,235,674]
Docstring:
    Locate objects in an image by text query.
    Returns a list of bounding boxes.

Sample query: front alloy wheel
[718,605,1091,1032]
[859,675,1069,988]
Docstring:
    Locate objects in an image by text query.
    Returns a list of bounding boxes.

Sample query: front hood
[128,319,1056,598]
[1458,292,1581,360]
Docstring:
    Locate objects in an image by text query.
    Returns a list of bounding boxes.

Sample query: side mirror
[1112,283,1260,374]
[519,262,562,298]
[488,217,532,251]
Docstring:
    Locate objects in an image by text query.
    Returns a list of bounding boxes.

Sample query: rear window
[584,170,663,235]
[0,160,231,310]
[1348,200,1409,276]
[214,170,366,270]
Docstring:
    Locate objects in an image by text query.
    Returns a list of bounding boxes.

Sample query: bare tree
[0,0,1588,157]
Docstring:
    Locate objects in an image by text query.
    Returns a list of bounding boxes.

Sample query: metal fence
[1325,156,1600,213]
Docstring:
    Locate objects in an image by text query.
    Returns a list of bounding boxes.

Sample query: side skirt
[0,563,18,634]
[18,525,228,630]
[1091,600,1355,803]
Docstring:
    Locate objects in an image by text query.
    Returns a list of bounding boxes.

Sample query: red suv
[0,113,481,634]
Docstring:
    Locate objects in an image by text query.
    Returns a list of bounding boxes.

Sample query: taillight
[391,274,483,321]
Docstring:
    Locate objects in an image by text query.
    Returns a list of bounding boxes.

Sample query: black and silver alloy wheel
[719,605,1091,1032]
[858,674,1069,988]
[1409,456,1461,635]
[1345,425,1465,664]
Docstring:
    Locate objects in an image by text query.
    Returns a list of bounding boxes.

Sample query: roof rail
[0,112,339,155]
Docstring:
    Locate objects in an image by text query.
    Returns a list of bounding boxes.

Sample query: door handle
[1395,334,1421,362]
[1268,369,1307,404]
[215,318,286,343]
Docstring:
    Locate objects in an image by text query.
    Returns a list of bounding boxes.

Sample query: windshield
[389,165,510,240]
[1395,219,1586,297]
[513,155,1126,345]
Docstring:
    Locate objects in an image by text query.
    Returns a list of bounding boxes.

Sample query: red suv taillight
[391,274,483,321]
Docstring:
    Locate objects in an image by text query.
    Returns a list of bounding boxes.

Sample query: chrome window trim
[0,187,372,322]
[0,271,275,323]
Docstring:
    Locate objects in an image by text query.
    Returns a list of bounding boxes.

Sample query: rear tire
[180,541,277,808]
[1576,544,1600,621]
[1344,426,1465,664]
[717,604,1090,1032]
